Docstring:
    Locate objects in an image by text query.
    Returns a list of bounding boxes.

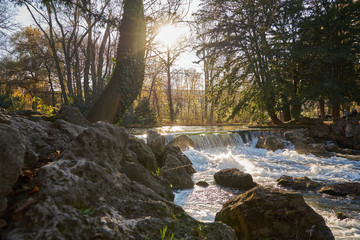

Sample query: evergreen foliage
[196,0,360,123]
[133,99,157,126]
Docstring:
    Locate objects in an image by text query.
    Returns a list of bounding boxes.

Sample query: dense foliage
[196,0,360,123]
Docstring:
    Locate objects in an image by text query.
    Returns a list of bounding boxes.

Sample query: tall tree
[87,0,146,123]
[297,0,360,118]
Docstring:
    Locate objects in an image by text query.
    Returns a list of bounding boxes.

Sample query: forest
[0,0,359,126]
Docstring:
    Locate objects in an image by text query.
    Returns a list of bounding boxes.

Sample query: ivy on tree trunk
[87,0,146,123]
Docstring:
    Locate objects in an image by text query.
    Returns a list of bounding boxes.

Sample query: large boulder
[277,175,321,191]
[0,124,26,216]
[318,182,360,198]
[167,135,195,151]
[147,130,166,160]
[160,146,195,189]
[214,168,257,190]
[256,136,284,151]
[215,186,334,240]
[2,122,237,240]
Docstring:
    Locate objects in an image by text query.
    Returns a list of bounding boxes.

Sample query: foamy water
[172,133,360,239]
[133,126,360,239]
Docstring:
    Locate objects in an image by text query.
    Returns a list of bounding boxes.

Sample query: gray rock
[263,136,284,151]
[121,161,174,201]
[0,124,26,216]
[53,106,90,127]
[336,212,349,220]
[284,129,309,142]
[325,143,339,152]
[2,122,237,240]
[345,124,355,138]
[309,124,331,138]
[10,117,77,167]
[167,135,195,151]
[215,186,334,240]
[126,137,158,172]
[318,182,360,198]
[147,130,166,160]
[196,181,209,187]
[60,122,128,170]
[255,137,265,149]
[296,143,326,155]
[256,136,284,151]
[51,119,86,139]
[160,146,195,189]
[214,168,257,190]
[277,175,321,191]
[331,118,346,134]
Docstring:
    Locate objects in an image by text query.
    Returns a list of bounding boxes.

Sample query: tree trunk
[83,18,92,104]
[332,102,340,118]
[266,101,283,125]
[87,0,145,123]
[96,11,112,94]
[166,51,175,123]
[283,105,292,122]
[319,99,325,120]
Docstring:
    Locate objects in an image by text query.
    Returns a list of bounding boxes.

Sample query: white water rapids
[132,127,360,239]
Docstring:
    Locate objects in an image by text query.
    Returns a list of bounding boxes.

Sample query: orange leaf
[26,186,40,198]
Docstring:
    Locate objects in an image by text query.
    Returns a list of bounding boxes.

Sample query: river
[131,126,360,239]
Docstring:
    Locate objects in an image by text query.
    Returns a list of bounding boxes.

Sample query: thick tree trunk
[87,0,145,123]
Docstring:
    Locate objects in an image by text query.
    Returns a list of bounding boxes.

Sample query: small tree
[132,99,157,125]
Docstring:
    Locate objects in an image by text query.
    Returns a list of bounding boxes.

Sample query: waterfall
[188,132,245,150]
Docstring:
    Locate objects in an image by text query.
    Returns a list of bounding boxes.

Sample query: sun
[156,24,186,48]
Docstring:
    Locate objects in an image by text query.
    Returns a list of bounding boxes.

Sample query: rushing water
[132,126,360,239]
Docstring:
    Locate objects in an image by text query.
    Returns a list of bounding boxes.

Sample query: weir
[165,129,286,151]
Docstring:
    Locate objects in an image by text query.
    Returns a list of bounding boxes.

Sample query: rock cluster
[277,175,360,199]
[288,117,360,153]
[277,175,320,191]
[147,133,195,189]
[318,182,360,198]
[0,108,236,240]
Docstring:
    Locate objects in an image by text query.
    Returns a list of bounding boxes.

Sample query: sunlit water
[133,126,360,239]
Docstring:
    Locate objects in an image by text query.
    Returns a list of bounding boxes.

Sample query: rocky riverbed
[2,108,359,239]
